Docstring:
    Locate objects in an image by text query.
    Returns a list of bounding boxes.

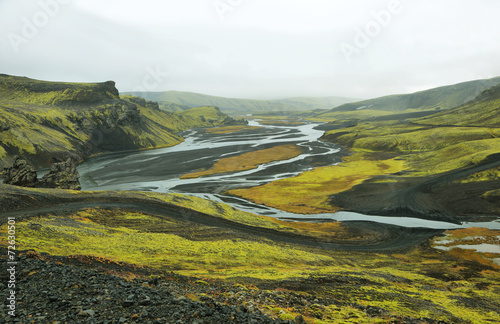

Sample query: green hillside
[412,83,500,127]
[123,90,359,114]
[314,76,500,120]
[321,84,500,215]
[0,75,242,169]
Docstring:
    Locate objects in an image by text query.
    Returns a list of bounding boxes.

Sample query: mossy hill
[123,90,359,115]
[312,76,500,121]
[0,74,243,169]
[413,83,500,127]
[317,83,500,218]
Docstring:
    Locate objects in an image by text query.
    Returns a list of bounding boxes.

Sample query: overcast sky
[1,0,500,100]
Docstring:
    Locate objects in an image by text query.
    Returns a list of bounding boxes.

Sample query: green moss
[405,138,500,176]
[324,122,498,154]
[483,189,500,200]
[181,144,304,179]
[313,109,405,122]
[456,166,500,183]
[227,155,405,214]
[278,313,296,321]
[412,84,500,127]
[9,210,334,278]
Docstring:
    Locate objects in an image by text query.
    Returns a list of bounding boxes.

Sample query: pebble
[1,256,285,323]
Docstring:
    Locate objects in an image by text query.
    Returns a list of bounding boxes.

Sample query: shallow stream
[78,121,500,230]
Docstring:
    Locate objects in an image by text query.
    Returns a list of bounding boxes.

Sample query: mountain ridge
[314,76,500,117]
[123,90,360,114]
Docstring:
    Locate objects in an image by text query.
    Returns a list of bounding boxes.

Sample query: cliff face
[0,74,119,106]
[0,75,243,170]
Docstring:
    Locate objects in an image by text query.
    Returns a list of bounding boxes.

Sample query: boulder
[38,158,81,190]
[2,156,38,187]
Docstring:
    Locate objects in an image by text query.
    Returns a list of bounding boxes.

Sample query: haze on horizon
[1,0,499,100]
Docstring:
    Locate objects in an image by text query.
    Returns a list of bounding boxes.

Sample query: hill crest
[317,76,500,115]
[0,74,120,106]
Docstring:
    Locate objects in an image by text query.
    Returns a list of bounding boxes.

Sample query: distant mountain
[0,74,243,169]
[122,90,359,114]
[314,76,500,118]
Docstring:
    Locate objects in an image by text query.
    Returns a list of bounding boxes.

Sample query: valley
[1,74,499,323]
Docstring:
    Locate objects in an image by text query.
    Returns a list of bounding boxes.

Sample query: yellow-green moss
[404,138,500,176]
[181,144,304,179]
[455,166,500,183]
[227,154,405,214]
[205,125,262,134]
[6,210,334,279]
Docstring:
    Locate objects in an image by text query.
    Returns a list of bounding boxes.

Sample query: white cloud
[1,0,499,99]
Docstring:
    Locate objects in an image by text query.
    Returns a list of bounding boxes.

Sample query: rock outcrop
[2,156,38,187]
[38,158,81,190]
[2,157,81,190]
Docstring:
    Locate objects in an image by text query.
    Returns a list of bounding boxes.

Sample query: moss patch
[204,125,262,134]
[227,154,405,214]
[181,144,304,179]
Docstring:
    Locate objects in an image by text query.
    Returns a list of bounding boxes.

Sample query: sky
[1,0,500,100]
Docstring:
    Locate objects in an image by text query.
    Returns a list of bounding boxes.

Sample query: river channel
[78,121,500,230]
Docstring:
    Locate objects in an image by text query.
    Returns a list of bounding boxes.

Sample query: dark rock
[83,309,96,316]
[2,156,38,187]
[38,158,81,190]
[146,100,160,111]
[122,300,134,307]
[117,102,142,126]
[125,96,160,111]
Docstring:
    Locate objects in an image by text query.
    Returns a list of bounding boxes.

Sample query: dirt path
[0,185,441,252]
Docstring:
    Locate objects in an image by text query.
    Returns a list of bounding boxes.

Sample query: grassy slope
[230,84,500,216]
[0,75,238,169]
[412,83,500,127]
[1,186,498,323]
[313,76,500,120]
[123,90,359,114]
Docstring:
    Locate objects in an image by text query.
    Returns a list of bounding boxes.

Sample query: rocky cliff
[0,74,244,170]
[3,156,81,190]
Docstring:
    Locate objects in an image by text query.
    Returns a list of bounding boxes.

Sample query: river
[78,120,500,230]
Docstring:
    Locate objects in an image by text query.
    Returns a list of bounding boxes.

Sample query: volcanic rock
[2,156,38,187]
[38,158,81,190]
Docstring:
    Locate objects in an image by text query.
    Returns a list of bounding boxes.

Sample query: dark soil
[0,250,286,324]
[332,153,500,223]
